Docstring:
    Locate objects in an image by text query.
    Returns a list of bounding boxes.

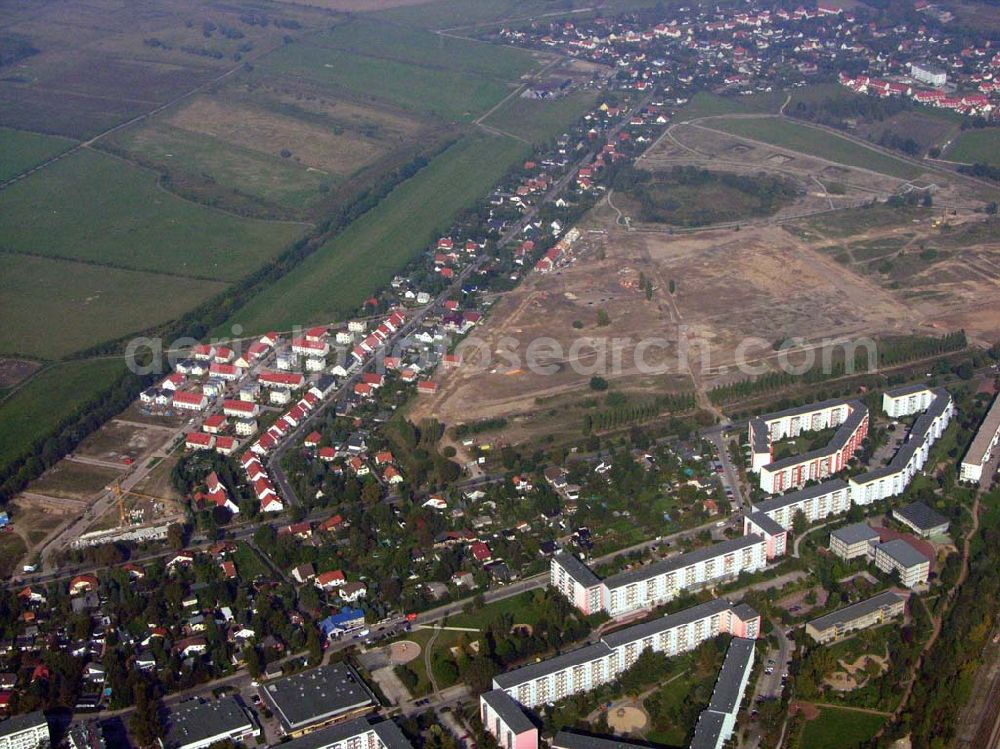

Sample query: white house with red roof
[186,432,215,451]
[224,399,258,418]
[315,570,346,590]
[191,344,216,361]
[292,338,329,357]
[215,436,236,456]
[209,362,242,381]
[173,391,208,411]
[162,372,186,391]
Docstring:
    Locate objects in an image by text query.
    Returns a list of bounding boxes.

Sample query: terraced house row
[550,535,768,619]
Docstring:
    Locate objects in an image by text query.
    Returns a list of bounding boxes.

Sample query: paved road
[703,423,747,511]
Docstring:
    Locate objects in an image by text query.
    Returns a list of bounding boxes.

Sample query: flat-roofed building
[688,638,755,749]
[550,553,603,615]
[806,591,906,643]
[742,512,787,559]
[750,479,852,531]
[163,698,259,749]
[829,522,880,560]
[480,690,537,749]
[960,395,1000,485]
[491,598,759,709]
[892,502,949,538]
[0,712,49,749]
[602,536,767,619]
[851,389,953,506]
[277,717,411,749]
[552,732,647,749]
[882,384,936,418]
[260,663,377,736]
[873,540,930,589]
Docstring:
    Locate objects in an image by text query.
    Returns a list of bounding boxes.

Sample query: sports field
[0,359,126,476]
[0,254,227,359]
[483,90,598,143]
[0,148,305,280]
[945,128,1000,166]
[0,128,76,181]
[225,132,530,332]
[706,117,923,179]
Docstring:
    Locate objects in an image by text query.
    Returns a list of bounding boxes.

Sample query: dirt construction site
[413,115,1000,451]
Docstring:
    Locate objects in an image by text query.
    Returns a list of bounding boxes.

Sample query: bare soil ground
[131,455,185,503]
[28,461,122,501]
[73,419,167,465]
[415,113,1000,450]
[0,359,41,389]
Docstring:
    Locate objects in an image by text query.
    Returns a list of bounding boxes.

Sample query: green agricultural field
[259,43,516,122]
[0,358,126,475]
[0,127,76,181]
[373,0,659,29]
[225,132,529,333]
[675,91,784,121]
[109,122,329,215]
[483,89,598,144]
[707,118,923,179]
[945,128,1000,166]
[0,253,228,359]
[798,705,885,749]
[315,19,540,80]
[0,149,305,280]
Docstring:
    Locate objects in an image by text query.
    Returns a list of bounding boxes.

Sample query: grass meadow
[224,131,530,333]
[0,253,228,359]
[0,148,305,281]
[0,127,76,181]
[0,359,126,475]
[483,89,598,143]
[945,128,1000,166]
[706,117,923,179]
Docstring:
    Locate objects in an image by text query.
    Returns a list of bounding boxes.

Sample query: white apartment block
[492,599,760,709]
[873,539,930,588]
[0,712,49,749]
[550,554,604,616]
[882,384,936,418]
[828,522,880,561]
[279,718,411,749]
[851,388,953,505]
[749,479,852,531]
[749,399,868,493]
[960,395,1000,484]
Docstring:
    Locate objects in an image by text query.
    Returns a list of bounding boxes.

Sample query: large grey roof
[752,478,849,514]
[492,642,611,689]
[551,732,649,749]
[602,598,733,649]
[744,511,785,536]
[163,698,253,749]
[885,383,934,398]
[807,590,906,633]
[481,690,535,734]
[894,502,948,531]
[757,397,859,423]
[261,663,376,732]
[603,536,763,590]
[764,404,867,472]
[0,711,47,740]
[830,522,880,546]
[854,389,951,484]
[876,539,930,568]
[707,638,755,714]
[279,718,411,749]
[553,552,601,589]
[964,395,1000,467]
[688,710,726,749]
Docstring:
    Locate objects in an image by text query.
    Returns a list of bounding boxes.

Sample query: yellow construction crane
[110,477,171,528]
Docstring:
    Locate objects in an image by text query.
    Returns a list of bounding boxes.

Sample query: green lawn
[706,118,924,179]
[798,705,885,749]
[483,89,598,144]
[260,41,518,122]
[0,127,76,181]
[224,131,529,333]
[446,590,548,629]
[0,148,305,280]
[232,542,271,580]
[945,128,1000,166]
[109,122,330,213]
[315,19,540,80]
[0,253,228,358]
[0,359,126,475]
[373,0,661,29]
